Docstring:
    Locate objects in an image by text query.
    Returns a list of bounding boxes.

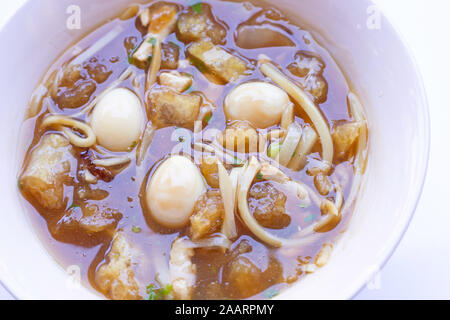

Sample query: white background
[0,0,449,300]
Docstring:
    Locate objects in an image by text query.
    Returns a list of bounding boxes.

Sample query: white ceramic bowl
[0,0,429,299]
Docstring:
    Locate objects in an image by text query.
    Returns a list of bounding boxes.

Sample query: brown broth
[18,0,361,300]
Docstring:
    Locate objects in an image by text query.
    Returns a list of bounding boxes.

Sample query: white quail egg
[145,155,206,228]
[91,88,144,152]
[224,82,291,129]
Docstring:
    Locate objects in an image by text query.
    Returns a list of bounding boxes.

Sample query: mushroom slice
[258,55,334,170]
[190,190,224,239]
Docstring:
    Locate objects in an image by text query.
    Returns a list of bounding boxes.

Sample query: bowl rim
[348,2,431,299]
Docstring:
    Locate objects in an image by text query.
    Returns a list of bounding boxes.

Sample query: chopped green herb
[17,180,23,190]
[204,114,212,124]
[132,226,142,233]
[128,55,134,65]
[178,136,185,143]
[147,37,156,46]
[69,204,80,210]
[263,288,279,299]
[268,142,282,159]
[146,283,173,300]
[233,157,244,166]
[146,284,156,300]
[256,172,263,180]
[130,141,138,149]
[191,2,203,14]
[304,213,317,224]
[160,284,172,297]
[148,55,153,64]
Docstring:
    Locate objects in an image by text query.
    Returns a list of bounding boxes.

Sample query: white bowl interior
[0,0,429,299]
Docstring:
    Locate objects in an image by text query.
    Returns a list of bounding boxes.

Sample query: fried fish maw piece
[20,134,74,210]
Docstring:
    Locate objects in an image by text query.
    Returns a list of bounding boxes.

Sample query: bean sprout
[146,40,162,91]
[217,160,237,239]
[193,142,239,165]
[258,55,334,170]
[136,123,156,166]
[93,156,131,167]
